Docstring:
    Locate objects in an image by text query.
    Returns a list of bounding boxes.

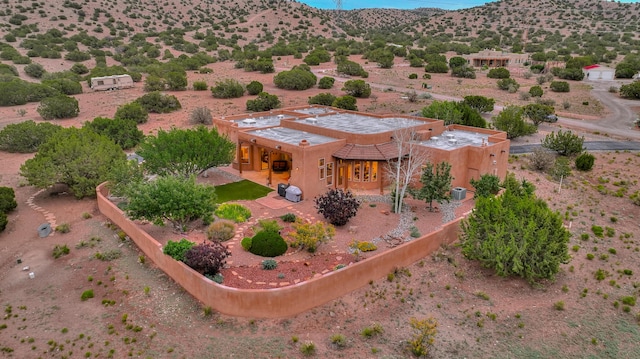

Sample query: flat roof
[419,130,490,150]
[234,114,288,128]
[290,107,336,115]
[298,114,426,134]
[246,127,340,146]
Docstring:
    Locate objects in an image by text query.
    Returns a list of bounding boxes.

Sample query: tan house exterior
[213,106,510,201]
[464,50,530,68]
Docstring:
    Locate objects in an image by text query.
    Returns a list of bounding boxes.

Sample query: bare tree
[384,126,430,214]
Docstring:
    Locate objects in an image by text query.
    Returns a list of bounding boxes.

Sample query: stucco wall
[96,183,464,318]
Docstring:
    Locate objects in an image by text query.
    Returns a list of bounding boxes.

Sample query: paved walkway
[510,140,640,154]
[25,189,57,237]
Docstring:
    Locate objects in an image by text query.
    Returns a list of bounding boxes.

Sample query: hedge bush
[42,78,83,95]
[246,92,280,112]
[308,93,336,106]
[318,76,335,89]
[246,80,263,95]
[211,79,244,98]
[0,120,61,153]
[550,81,570,92]
[241,237,252,251]
[192,80,208,91]
[249,230,288,257]
[114,102,149,124]
[82,117,143,150]
[273,68,317,90]
[135,91,181,113]
[0,79,59,106]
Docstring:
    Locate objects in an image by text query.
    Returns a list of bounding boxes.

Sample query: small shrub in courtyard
[184,242,231,276]
[215,203,251,223]
[314,189,360,226]
[290,219,335,253]
[261,259,278,270]
[249,230,288,257]
[206,219,236,242]
[163,238,196,262]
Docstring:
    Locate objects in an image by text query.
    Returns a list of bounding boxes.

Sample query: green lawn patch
[214,180,273,203]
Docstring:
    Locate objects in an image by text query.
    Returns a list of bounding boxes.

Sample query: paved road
[510,140,640,154]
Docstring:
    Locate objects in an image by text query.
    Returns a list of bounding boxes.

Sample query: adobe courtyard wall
[96,183,463,318]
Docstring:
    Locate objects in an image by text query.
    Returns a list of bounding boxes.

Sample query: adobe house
[213,106,510,200]
[464,50,530,68]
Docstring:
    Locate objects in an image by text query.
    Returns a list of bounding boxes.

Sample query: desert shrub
[246,92,280,112]
[542,130,584,156]
[206,219,236,241]
[575,152,595,171]
[261,259,278,270]
[240,237,252,251]
[82,117,143,150]
[408,73,418,79]
[257,219,282,233]
[0,187,17,213]
[300,341,316,356]
[189,106,212,125]
[592,225,604,237]
[42,78,83,95]
[290,219,335,253]
[462,95,495,113]
[342,79,371,98]
[0,212,7,232]
[424,61,448,73]
[64,50,91,62]
[192,80,208,91]
[487,67,510,79]
[550,81,570,92]
[246,80,263,95]
[135,92,181,113]
[550,157,572,180]
[408,317,438,357]
[215,203,251,223]
[332,95,357,111]
[528,147,555,171]
[24,63,45,78]
[70,63,89,74]
[0,79,60,106]
[280,213,297,222]
[350,240,377,252]
[308,92,336,106]
[619,82,640,99]
[211,79,244,98]
[451,65,476,79]
[184,242,231,276]
[143,75,166,92]
[52,244,70,259]
[0,63,18,77]
[81,289,94,301]
[0,120,61,153]
[497,78,519,91]
[318,76,335,89]
[37,94,79,120]
[249,230,288,257]
[274,68,317,90]
[95,249,122,261]
[519,91,531,101]
[114,102,148,124]
[163,238,196,262]
[469,174,501,198]
[337,60,367,77]
[314,189,360,226]
[529,85,543,97]
[166,71,187,91]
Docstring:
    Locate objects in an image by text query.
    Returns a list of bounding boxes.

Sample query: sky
[298,0,639,11]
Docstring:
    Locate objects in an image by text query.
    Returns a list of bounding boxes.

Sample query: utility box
[37,223,52,238]
[277,183,289,197]
[285,185,302,202]
[451,187,467,201]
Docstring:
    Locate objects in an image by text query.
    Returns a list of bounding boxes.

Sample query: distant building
[90,74,134,91]
[212,106,510,200]
[464,50,530,68]
[583,64,615,81]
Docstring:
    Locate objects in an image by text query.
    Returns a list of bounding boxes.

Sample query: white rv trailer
[90,74,134,91]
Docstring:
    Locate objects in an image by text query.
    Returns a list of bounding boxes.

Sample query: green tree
[462,95,495,113]
[550,81,570,92]
[273,68,317,90]
[337,60,367,77]
[211,79,245,98]
[459,103,487,128]
[20,127,126,198]
[114,102,148,124]
[246,80,263,95]
[37,94,80,120]
[246,92,280,112]
[421,101,462,125]
[620,81,640,99]
[41,79,83,95]
[413,162,452,211]
[523,103,555,126]
[424,61,448,73]
[82,117,143,150]
[469,174,501,198]
[135,92,181,113]
[144,75,166,92]
[342,79,371,98]
[166,71,187,91]
[529,85,543,97]
[448,56,467,68]
[492,105,537,139]
[460,174,570,284]
[0,120,61,153]
[318,76,335,89]
[0,186,17,213]
[497,78,520,91]
[124,176,217,231]
[308,93,336,106]
[332,96,358,111]
[137,126,235,178]
[541,130,584,156]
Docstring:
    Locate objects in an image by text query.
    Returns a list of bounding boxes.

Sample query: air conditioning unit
[451,187,467,200]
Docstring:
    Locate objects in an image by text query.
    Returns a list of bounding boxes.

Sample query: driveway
[510,141,640,154]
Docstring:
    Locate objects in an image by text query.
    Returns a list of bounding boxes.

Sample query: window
[371,161,378,181]
[326,162,333,186]
[353,162,361,182]
[318,157,325,179]
[240,145,250,164]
